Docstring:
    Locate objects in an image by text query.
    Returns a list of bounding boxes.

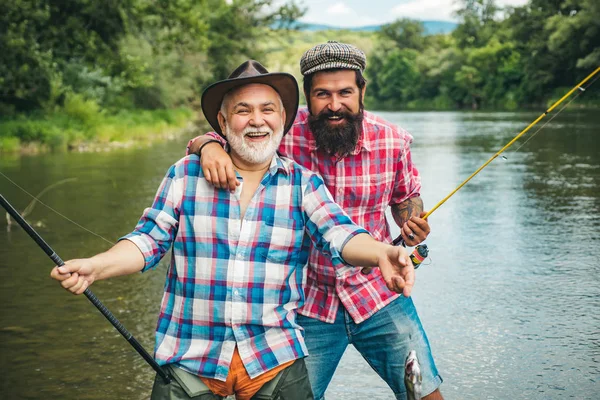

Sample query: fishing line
[395,67,599,257]
[1,170,114,245]
[423,66,600,219]
[504,72,600,158]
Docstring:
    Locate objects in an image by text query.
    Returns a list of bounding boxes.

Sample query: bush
[0,106,194,152]
[0,137,21,153]
[63,93,101,126]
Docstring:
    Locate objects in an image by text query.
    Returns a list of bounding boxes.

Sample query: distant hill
[290,20,457,35]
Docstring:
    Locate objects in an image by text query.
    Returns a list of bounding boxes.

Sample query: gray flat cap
[300,40,367,76]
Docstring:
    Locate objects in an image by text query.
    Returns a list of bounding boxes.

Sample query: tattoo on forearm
[391,196,423,227]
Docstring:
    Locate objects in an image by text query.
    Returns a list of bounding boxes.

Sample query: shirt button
[234,290,239,295]
[337,188,343,194]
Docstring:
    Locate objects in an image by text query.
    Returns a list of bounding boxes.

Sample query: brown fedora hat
[201,60,299,138]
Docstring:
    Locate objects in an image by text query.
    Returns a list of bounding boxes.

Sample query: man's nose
[249,110,265,126]
[327,95,342,112]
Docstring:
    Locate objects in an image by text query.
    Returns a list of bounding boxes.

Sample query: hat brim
[201,73,299,138]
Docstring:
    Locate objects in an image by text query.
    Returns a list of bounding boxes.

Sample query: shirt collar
[268,153,290,176]
[229,152,289,179]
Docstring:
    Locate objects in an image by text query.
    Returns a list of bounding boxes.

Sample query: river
[1,110,599,399]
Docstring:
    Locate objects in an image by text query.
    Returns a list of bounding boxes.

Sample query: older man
[188,43,443,400]
[51,60,415,400]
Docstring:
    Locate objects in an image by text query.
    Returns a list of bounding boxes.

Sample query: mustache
[242,126,273,135]
[316,108,353,120]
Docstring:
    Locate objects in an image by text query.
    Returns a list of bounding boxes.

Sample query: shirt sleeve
[301,173,369,270]
[390,138,421,205]
[120,164,182,271]
[185,132,226,156]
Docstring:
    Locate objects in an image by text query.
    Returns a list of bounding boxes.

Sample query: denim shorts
[297,295,442,400]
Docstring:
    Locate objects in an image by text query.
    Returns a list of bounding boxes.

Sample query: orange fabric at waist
[200,347,294,400]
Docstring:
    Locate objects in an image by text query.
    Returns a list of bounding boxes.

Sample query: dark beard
[308,109,364,158]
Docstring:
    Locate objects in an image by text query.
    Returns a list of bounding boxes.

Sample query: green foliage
[368,46,420,107]
[1,0,304,152]
[1,0,305,115]
[63,93,102,127]
[0,136,21,153]
[0,107,193,153]
[2,0,598,148]
[365,0,600,110]
[378,19,425,51]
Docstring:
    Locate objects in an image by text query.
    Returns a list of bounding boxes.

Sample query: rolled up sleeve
[120,165,181,271]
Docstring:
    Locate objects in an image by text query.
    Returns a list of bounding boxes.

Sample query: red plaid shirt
[192,107,421,323]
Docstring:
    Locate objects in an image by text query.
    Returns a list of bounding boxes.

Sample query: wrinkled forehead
[223,83,282,110]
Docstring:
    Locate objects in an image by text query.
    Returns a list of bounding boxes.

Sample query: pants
[150,358,313,400]
[297,296,443,400]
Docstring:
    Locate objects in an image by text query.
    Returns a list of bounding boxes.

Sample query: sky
[297,0,530,27]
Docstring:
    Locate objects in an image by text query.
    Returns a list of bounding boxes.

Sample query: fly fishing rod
[423,66,600,219]
[0,194,171,384]
[397,66,600,265]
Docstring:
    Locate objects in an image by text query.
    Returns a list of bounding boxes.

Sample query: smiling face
[308,69,364,118]
[218,83,285,166]
[305,69,366,157]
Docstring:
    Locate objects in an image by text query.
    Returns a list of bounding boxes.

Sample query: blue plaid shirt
[123,154,367,380]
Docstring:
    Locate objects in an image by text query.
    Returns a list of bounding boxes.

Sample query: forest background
[1,0,598,152]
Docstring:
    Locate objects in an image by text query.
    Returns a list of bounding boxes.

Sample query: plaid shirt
[123,154,366,380]
[198,107,420,324]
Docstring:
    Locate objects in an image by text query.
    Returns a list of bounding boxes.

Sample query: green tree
[453,0,500,48]
[367,44,420,108]
[378,19,425,51]
[0,0,304,115]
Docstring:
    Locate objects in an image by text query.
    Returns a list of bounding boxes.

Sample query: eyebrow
[313,86,355,93]
[232,101,277,109]
[232,102,251,109]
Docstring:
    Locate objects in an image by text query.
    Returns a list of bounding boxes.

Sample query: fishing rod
[396,66,600,264]
[423,66,600,219]
[0,194,171,384]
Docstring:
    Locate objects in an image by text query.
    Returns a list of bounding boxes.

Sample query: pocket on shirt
[368,173,393,208]
[258,217,301,264]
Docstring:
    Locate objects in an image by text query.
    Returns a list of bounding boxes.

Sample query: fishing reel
[392,234,429,269]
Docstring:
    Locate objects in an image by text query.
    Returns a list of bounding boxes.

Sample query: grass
[0,105,195,153]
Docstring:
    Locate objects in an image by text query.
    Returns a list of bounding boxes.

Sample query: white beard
[226,123,284,165]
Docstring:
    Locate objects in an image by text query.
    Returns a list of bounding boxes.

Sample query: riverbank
[0,105,198,154]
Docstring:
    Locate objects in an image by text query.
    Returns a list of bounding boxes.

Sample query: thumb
[57,260,83,275]
[419,211,428,218]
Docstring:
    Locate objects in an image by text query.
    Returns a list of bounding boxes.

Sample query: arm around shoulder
[192,135,239,191]
[186,132,225,156]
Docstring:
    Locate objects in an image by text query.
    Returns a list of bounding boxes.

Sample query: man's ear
[217,111,227,137]
[361,82,367,99]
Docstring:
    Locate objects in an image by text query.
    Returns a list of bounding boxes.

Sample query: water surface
[1,110,598,399]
